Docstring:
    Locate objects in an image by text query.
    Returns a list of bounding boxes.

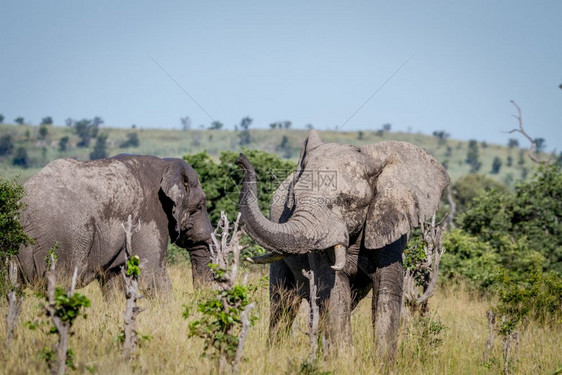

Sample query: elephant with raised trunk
[236,130,449,361]
[17,154,213,295]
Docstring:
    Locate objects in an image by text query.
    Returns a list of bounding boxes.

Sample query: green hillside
[0,123,535,184]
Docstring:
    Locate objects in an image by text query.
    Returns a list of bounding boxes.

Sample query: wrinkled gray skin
[236,130,449,361]
[17,154,213,296]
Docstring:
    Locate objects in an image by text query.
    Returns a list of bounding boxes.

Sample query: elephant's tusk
[245,253,285,264]
[331,244,347,271]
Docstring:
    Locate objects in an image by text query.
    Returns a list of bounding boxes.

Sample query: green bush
[441,229,500,290]
[184,150,296,225]
[459,164,562,274]
[0,176,32,260]
[495,258,562,330]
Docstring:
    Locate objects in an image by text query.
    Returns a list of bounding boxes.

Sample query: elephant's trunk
[235,154,348,259]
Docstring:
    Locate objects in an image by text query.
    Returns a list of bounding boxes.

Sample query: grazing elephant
[17,154,213,295]
[236,130,449,361]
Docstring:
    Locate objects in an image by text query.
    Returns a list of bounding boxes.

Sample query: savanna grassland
[0,262,560,375]
[0,123,536,184]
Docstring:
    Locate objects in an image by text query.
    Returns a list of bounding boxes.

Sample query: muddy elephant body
[236,130,449,361]
[17,154,213,295]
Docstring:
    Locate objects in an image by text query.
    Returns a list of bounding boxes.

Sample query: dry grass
[1,263,560,374]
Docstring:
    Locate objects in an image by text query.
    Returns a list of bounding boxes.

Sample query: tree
[58,136,69,152]
[452,174,508,218]
[534,138,546,154]
[269,123,277,130]
[39,124,49,140]
[507,138,519,148]
[0,114,4,123]
[0,134,14,156]
[41,116,53,125]
[382,123,392,132]
[277,135,292,158]
[74,118,100,147]
[358,131,364,140]
[14,117,24,125]
[0,176,32,261]
[65,118,73,127]
[0,176,32,298]
[90,133,108,160]
[466,139,481,173]
[283,121,292,129]
[460,164,562,274]
[119,133,140,148]
[305,124,314,130]
[209,121,224,130]
[491,156,502,174]
[180,116,191,131]
[432,130,450,145]
[238,116,252,146]
[12,147,29,168]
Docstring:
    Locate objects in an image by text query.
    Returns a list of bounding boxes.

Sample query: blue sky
[1,1,561,150]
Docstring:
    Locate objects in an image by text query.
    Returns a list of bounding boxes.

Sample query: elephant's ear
[161,159,193,234]
[361,142,449,249]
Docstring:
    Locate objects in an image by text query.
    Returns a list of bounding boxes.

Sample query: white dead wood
[483,310,496,363]
[302,269,320,362]
[507,100,554,165]
[121,214,144,360]
[403,215,446,315]
[45,254,79,375]
[209,211,254,373]
[5,258,23,346]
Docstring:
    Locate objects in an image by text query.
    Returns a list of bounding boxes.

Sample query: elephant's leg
[269,261,302,344]
[325,270,352,348]
[132,230,172,297]
[371,235,406,363]
[98,270,123,300]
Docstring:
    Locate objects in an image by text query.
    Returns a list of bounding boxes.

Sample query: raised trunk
[236,154,331,254]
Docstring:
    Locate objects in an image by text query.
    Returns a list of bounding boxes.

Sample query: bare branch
[302,269,320,362]
[403,215,446,315]
[121,214,144,360]
[5,259,23,345]
[233,302,256,372]
[506,100,553,164]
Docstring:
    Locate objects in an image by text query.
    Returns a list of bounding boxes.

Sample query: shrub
[119,132,139,148]
[12,147,30,168]
[440,229,500,290]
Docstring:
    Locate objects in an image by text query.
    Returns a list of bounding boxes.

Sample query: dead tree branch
[507,100,553,164]
[302,269,320,362]
[483,310,496,363]
[45,255,78,375]
[233,302,256,372]
[403,215,446,315]
[121,215,144,360]
[208,211,255,373]
[445,186,457,229]
[5,258,23,345]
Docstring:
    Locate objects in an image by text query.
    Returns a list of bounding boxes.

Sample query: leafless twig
[403,215,446,316]
[506,100,553,164]
[483,310,496,362]
[121,215,144,360]
[5,258,23,345]
[302,269,320,362]
[45,255,78,375]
